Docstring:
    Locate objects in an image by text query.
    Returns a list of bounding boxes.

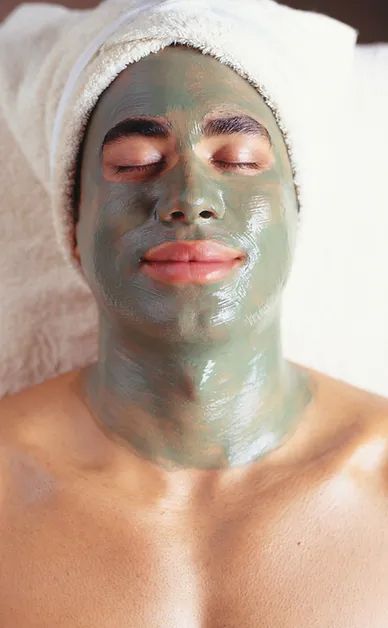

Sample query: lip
[140,240,245,285]
[142,240,244,263]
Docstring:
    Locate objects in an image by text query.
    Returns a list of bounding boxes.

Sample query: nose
[154,162,226,225]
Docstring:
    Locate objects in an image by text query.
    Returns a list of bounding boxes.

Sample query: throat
[79,315,312,470]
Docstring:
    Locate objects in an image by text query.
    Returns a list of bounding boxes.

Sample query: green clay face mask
[75,45,298,344]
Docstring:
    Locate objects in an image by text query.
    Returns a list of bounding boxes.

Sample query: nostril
[167,209,216,221]
[199,210,214,219]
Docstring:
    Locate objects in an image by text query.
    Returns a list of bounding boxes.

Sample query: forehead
[92,46,283,140]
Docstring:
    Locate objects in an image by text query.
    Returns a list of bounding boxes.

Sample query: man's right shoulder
[0,384,37,499]
[0,370,83,496]
[0,386,33,431]
[0,369,81,439]
[0,378,50,427]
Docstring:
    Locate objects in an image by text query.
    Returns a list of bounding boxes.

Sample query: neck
[81,310,311,470]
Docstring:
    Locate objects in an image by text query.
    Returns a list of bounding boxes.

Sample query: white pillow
[283,44,388,397]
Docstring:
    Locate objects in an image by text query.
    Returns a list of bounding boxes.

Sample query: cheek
[252,172,294,269]
[81,180,154,252]
[79,149,152,235]
[255,222,292,291]
[240,217,293,313]
[228,172,294,301]
[225,169,290,237]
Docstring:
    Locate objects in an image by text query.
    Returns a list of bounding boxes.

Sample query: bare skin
[0,366,388,627]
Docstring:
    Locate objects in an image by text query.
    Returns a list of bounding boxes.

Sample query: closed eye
[212,159,260,169]
[115,159,260,174]
[114,160,165,174]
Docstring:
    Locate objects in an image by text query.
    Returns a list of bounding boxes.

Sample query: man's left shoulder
[305,367,388,483]
[332,377,388,487]
[306,367,388,424]
[350,392,388,499]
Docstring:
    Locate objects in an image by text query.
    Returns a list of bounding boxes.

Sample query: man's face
[75,46,298,342]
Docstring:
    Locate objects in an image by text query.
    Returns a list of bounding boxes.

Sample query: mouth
[139,240,246,285]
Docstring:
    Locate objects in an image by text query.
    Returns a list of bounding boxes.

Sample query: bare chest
[1,470,388,628]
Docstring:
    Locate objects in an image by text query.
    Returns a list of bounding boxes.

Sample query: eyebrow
[203,115,271,143]
[102,114,271,147]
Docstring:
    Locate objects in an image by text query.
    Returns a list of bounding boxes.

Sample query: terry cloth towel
[1,0,384,398]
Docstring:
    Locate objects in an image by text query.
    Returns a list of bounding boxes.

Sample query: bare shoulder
[0,369,84,459]
[0,370,79,425]
[0,369,85,498]
[300,365,388,484]
[304,366,388,422]
[306,367,388,413]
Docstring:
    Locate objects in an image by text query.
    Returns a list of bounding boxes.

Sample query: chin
[95,270,280,343]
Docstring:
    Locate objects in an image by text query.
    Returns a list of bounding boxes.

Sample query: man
[1,40,388,626]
